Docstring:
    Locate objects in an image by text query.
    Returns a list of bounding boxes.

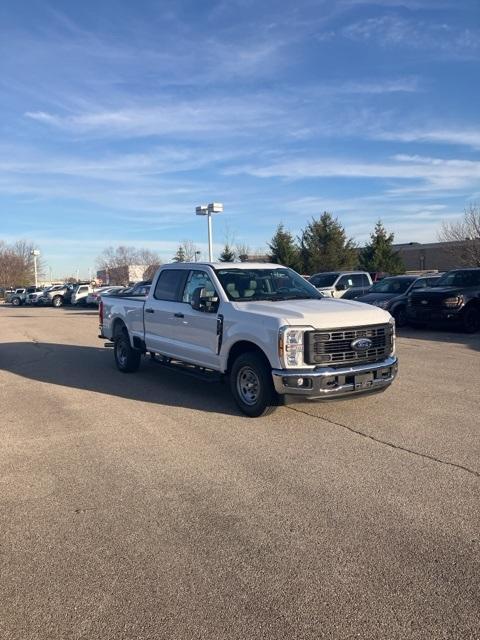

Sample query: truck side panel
[101,296,146,346]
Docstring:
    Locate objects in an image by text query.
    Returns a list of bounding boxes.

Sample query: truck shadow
[0,341,241,416]
[397,327,480,352]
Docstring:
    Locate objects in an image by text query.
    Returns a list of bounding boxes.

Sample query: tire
[52,296,63,308]
[114,329,141,373]
[462,306,480,334]
[230,351,278,417]
[11,297,21,306]
[393,306,407,327]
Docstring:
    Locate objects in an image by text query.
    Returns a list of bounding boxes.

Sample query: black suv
[357,274,442,327]
[407,268,480,333]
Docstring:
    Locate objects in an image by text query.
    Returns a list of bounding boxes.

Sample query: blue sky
[1,0,479,277]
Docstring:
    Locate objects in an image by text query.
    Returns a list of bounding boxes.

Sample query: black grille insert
[305,324,392,366]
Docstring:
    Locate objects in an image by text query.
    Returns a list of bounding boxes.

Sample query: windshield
[215,267,322,302]
[309,273,339,288]
[370,277,416,294]
[436,270,480,287]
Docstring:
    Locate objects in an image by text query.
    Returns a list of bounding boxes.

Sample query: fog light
[297,377,304,386]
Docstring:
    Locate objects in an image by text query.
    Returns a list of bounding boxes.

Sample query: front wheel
[52,296,63,308]
[462,306,479,333]
[393,305,407,327]
[11,297,21,306]
[230,352,278,417]
[114,329,141,373]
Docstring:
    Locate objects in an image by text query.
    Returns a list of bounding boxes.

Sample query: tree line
[251,213,404,274]
[2,206,479,289]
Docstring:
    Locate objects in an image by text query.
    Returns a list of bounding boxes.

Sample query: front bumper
[407,307,463,324]
[272,356,398,399]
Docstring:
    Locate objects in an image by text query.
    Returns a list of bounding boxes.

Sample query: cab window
[154,270,187,301]
[182,271,217,303]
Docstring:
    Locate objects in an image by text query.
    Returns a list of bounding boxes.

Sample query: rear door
[143,269,188,356]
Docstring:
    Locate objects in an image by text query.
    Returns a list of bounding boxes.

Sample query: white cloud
[226,154,480,191]
[374,128,480,149]
[342,15,480,58]
[24,97,284,138]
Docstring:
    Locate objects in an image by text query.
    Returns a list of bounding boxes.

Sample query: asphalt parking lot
[1,305,479,640]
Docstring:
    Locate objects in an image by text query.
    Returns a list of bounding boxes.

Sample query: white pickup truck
[99,263,398,417]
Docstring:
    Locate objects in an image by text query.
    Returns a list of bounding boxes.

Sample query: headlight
[278,326,312,368]
[442,296,463,308]
[388,317,396,355]
[374,300,390,309]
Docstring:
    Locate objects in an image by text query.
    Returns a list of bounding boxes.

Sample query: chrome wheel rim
[117,341,128,367]
[237,366,260,406]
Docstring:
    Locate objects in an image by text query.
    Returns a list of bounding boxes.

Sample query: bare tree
[96,246,141,270]
[179,240,199,262]
[236,242,250,262]
[0,240,44,288]
[96,245,162,270]
[439,204,480,267]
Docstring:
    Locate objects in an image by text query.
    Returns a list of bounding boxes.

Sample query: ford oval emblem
[351,337,373,351]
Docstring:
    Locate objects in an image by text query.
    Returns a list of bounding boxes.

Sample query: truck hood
[410,286,459,297]
[230,297,391,328]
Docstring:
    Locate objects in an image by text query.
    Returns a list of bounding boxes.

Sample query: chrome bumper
[272,356,398,399]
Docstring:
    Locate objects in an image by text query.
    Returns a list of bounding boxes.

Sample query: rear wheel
[230,352,278,417]
[114,329,141,373]
[462,306,480,333]
[11,297,21,306]
[52,296,63,308]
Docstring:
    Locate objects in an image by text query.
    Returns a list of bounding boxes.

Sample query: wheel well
[463,300,480,314]
[112,318,127,337]
[227,341,270,372]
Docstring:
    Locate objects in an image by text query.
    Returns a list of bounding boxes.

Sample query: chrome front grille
[304,324,392,366]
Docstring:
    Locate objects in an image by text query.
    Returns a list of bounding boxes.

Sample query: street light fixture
[30,249,40,287]
[195,202,224,261]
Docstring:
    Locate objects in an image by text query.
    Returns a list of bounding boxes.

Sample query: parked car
[369,272,390,283]
[99,263,398,417]
[86,286,124,306]
[71,283,96,306]
[5,288,25,305]
[7,286,44,306]
[41,284,75,307]
[26,288,49,305]
[309,271,372,299]
[113,280,152,297]
[407,268,480,333]
[357,274,442,327]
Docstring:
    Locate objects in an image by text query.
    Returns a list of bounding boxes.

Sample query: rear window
[153,270,187,301]
[437,270,480,287]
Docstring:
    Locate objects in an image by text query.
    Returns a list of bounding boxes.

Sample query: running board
[148,354,224,383]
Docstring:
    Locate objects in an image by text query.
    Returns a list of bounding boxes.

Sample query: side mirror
[191,287,219,313]
[336,283,347,291]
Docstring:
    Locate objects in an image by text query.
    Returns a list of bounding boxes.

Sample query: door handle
[145,308,155,314]
[174,312,184,318]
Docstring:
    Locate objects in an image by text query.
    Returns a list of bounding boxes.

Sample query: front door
[172,270,221,369]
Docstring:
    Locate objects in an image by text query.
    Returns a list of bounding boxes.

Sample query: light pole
[195,202,223,261]
[31,249,40,287]
[194,250,201,262]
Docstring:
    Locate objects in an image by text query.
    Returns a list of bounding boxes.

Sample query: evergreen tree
[299,212,357,273]
[218,244,236,262]
[358,221,404,274]
[268,224,301,270]
[172,245,186,262]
